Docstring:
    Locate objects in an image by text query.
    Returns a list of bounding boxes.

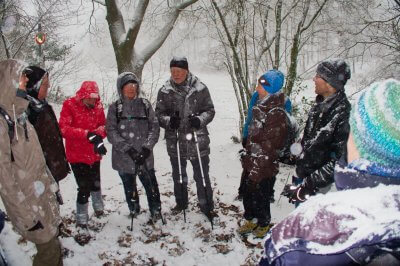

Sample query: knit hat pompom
[316,59,351,91]
[258,69,285,94]
[350,79,400,168]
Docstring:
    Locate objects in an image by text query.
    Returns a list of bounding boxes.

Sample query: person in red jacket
[59,81,107,242]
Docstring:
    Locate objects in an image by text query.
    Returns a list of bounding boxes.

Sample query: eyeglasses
[258,77,270,87]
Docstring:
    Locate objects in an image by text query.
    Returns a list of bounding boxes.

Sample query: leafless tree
[91,0,198,80]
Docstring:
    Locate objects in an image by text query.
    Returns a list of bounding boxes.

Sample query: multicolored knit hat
[350,79,400,168]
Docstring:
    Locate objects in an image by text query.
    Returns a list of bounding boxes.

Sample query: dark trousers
[33,236,63,266]
[119,168,161,215]
[243,175,275,226]
[239,170,276,199]
[170,155,213,213]
[70,161,101,204]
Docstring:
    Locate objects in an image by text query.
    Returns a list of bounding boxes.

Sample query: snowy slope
[0,71,296,265]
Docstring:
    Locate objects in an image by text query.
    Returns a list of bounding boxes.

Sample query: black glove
[242,137,247,148]
[127,147,139,161]
[135,147,151,165]
[94,141,107,155]
[87,132,102,144]
[28,221,44,231]
[55,190,64,205]
[169,112,181,130]
[87,132,107,155]
[189,115,201,130]
[281,184,315,204]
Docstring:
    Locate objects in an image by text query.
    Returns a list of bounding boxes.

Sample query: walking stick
[192,130,213,230]
[176,130,186,223]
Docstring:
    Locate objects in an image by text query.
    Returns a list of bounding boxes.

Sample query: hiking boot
[129,210,139,218]
[171,205,187,215]
[252,224,273,238]
[237,220,258,235]
[74,224,91,246]
[94,210,104,218]
[204,210,218,220]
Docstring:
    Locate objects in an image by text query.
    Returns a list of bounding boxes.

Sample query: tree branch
[124,0,149,49]
[140,0,198,63]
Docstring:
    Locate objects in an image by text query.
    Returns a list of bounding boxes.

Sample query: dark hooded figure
[106,72,162,222]
[24,66,70,187]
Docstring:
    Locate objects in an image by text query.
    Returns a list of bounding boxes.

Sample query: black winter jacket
[296,90,350,190]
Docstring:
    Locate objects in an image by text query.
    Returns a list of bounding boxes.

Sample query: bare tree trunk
[103,0,198,79]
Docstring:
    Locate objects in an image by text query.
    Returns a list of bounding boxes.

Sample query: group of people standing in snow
[0,54,398,266]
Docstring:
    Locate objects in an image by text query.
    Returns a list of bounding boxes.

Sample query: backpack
[270,107,300,165]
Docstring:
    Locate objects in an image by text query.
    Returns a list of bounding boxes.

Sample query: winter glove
[281,184,315,204]
[87,132,107,155]
[87,132,102,144]
[94,141,107,155]
[0,210,5,233]
[169,112,181,130]
[55,190,64,205]
[28,221,44,231]
[241,137,247,148]
[135,147,151,165]
[127,147,139,161]
[189,115,201,130]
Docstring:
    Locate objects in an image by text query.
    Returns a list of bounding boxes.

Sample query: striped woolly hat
[350,79,400,168]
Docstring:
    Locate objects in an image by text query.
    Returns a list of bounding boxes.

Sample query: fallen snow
[0,71,296,265]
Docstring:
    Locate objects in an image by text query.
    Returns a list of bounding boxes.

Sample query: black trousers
[119,168,161,214]
[70,161,101,204]
[170,155,213,213]
[243,173,275,226]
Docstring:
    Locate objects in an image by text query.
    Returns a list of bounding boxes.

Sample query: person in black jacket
[282,59,351,203]
[25,66,70,202]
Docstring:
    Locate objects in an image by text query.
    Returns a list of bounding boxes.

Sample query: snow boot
[252,223,273,238]
[91,191,104,217]
[76,202,89,226]
[237,220,258,235]
[75,203,91,245]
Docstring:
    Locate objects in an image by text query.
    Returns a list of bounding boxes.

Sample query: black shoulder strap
[115,99,123,124]
[0,106,15,142]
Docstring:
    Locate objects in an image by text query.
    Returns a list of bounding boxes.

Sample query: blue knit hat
[259,70,285,94]
[350,79,400,169]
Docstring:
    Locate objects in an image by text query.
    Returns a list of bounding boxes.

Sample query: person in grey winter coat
[0,59,62,266]
[282,59,351,203]
[155,57,216,219]
[106,72,162,220]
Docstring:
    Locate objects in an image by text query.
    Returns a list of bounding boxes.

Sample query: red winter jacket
[59,81,106,165]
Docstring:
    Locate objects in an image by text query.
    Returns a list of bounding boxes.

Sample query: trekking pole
[130,163,140,231]
[176,130,186,223]
[277,172,291,206]
[192,130,213,230]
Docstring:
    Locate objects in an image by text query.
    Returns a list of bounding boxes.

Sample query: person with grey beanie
[282,59,351,204]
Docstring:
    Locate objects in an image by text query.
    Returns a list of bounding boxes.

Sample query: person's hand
[135,147,151,165]
[28,221,44,231]
[87,132,102,144]
[55,190,64,205]
[87,132,107,155]
[189,115,201,130]
[241,137,247,148]
[169,112,181,130]
[281,184,314,204]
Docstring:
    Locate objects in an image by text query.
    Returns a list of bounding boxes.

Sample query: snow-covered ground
[0,71,296,265]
